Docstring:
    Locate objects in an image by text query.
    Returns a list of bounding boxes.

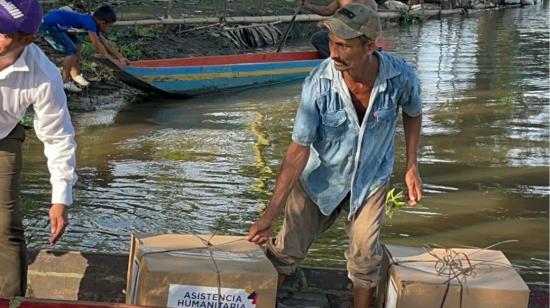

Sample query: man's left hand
[49,204,69,245]
[405,165,423,206]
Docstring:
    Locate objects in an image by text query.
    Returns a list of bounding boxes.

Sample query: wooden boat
[0,249,547,308]
[105,41,391,98]
[106,51,323,98]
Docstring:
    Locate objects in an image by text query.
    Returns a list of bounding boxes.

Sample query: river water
[20,5,548,283]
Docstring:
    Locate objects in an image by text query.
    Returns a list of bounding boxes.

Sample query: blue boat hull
[109,52,324,97]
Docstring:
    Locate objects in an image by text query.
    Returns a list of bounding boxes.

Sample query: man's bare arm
[98,35,128,64]
[87,31,108,56]
[247,142,310,244]
[299,0,341,16]
[403,112,422,205]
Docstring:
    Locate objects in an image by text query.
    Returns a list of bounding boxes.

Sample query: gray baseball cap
[319,3,381,41]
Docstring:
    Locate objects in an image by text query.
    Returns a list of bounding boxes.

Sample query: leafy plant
[80,41,95,57]
[118,43,143,60]
[400,9,421,25]
[20,116,33,128]
[132,26,158,39]
[385,187,426,219]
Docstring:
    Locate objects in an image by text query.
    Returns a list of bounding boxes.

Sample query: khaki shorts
[265,181,388,289]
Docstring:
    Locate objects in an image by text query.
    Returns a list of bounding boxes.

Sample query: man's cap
[0,0,42,35]
[319,3,381,40]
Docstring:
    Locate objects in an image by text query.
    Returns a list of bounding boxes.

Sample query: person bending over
[39,5,129,92]
[248,4,423,307]
[0,0,77,296]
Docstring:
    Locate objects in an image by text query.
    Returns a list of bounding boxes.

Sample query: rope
[136,234,249,306]
[388,240,519,308]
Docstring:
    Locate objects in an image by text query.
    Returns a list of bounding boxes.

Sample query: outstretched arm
[88,31,129,67]
[403,112,422,205]
[99,35,129,66]
[298,0,340,16]
[32,69,77,245]
[87,31,108,57]
[247,142,310,245]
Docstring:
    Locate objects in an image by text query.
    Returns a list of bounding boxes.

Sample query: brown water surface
[21,6,548,283]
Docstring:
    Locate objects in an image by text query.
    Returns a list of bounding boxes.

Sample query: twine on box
[136,232,248,307]
[389,240,518,308]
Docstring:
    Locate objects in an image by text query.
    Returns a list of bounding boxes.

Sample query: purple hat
[0,0,42,35]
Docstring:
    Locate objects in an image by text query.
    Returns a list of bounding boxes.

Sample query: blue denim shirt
[292,51,422,218]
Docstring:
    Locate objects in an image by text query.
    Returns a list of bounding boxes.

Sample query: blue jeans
[311,30,330,58]
[39,24,80,56]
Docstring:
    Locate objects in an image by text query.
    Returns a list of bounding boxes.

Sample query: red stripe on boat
[129,41,390,68]
[131,51,321,67]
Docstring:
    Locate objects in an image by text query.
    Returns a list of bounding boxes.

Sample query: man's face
[0,32,32,58]
[328,32,376,72]
[97,20,113,33]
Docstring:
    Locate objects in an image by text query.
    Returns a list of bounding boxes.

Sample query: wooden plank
[14,250,547,308]
[112,12,407,26]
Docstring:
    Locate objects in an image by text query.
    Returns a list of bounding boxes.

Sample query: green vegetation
[20,116,33,128]
[385,187,426,219]
[401,9,422,25]
[107,26,161,60]
[118,43,143,60]
[499,91,522,105]
[67,98,84,110]
[73,26,161,82]
[79,26,159,61]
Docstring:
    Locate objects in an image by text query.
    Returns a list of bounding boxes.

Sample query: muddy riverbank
[33,2,535,113]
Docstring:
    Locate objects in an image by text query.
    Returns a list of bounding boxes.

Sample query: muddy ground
[33,20,325,113]
[33,0,334,115]
[33,0,512,113]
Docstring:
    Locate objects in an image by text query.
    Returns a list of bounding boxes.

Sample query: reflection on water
[21,6,548,283]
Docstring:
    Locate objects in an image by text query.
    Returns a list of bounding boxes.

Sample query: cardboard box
[376,245,530,308]
[126,233,278,308]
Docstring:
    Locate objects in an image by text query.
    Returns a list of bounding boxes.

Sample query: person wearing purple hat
[39,5,129,92]
[0,0,77,296]
[248,3,422,307]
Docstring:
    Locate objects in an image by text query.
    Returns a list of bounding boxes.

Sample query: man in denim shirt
[247,3,422,307]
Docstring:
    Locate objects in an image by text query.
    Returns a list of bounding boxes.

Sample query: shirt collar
[319,50,401,84]
[0,45,31,80]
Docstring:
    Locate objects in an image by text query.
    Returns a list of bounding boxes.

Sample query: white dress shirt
[0,43,77,206]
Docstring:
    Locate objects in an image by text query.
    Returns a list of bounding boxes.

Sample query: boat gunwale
[128,51,322,68]
[124,58,323,76]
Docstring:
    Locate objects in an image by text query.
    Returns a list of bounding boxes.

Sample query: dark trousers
[0,124,27,296]
[311,30,330,59]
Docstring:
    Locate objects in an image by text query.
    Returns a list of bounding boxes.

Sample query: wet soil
[34,20,320,112]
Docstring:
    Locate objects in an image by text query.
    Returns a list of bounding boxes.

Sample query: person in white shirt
[0,0,77,296]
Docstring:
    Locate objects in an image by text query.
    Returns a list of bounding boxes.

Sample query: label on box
[167,285,257,308]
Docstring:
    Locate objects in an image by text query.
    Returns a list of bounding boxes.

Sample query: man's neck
[0,47,26,72]
[344,54,379,89]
